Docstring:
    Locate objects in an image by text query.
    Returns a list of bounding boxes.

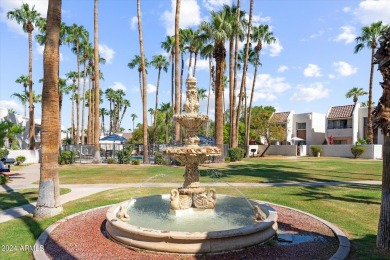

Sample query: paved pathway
[0,164,382,224]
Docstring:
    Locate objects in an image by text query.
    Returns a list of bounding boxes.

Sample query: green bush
[15,156,26,165]
[107,158,117,164]
[0,149,9,159]
[155,152,169,165]
[351,146,365,159]
[228,148,244,162]
[310,146,323,157]
[58,151,74,164]
[224,157,231,163]
[117,150,131,164]
[132,160,141,165]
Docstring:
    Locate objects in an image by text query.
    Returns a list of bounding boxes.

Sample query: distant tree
[345,87,368,105]
[131,113,137,132]
[0,120,24,149]
[7,3,41,149]
[354,21,389,144]
[15,75,30,116]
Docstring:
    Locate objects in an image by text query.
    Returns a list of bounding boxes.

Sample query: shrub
[0,175,9,185]
[310,146,323,157]
[107,158,117,164]
[15,156,26,165]
[155,152,169,165]
[0,149,9,159]
[351,146,365,159]
[228,148,244,162]
[58,151,74,164]
[132,160,141,165]
[224,157,231,163]
[117,150,131,164]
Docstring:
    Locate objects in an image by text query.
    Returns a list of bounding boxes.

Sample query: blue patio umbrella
[100,134,128,157]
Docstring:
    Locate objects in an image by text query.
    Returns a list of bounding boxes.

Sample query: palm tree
[373,26,390,250]
[199,9,232,157]
[354,21,389,144]
[10,92,28,115]
[66,71,78,142]
[34,0,62,218]
[15,75,30,116]
[93,0,101,163]
[119,99,130,130]
[7,3,41,150]
[66,23,89,144]
[151,54,169,146]
[131,113,138,132]
[148,108,154,126]
[99,107,109,134]
[137,0,149,163]
[345,87,368,105]
[246,24,275,157]
[80,41,93,144]
[128,55,149,99]
[174,0,181,144]
[161,36,176,122]
[236,0,254,148]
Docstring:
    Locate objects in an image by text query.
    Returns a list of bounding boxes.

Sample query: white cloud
[265,37,283,57]
[277,65,289,73]
[185,57,209,71]
[353,0,390,25]
[309,29,325,39]
[203,0,232,11]
[244,73,291,102]
[99,44,115,64]
[291,83,330,102]
[0,100,24,114]
[245,14,272,26]
[0,0,48,36]
[147,83,157,93]
[334,26,356,44]
[110,82,127,91]
[130,16,137,30]
[303,64,322,77]
[161,0,201,36]
[333,61,358,76]
[328,74,335,79]
[343,6,351,13]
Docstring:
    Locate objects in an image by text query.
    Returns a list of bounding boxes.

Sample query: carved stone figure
[170,189,192,210]
[193,188,217,209]
[116,203,130,221]
[253,205,267,222]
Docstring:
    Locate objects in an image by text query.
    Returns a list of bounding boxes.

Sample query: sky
[1,0,390,133]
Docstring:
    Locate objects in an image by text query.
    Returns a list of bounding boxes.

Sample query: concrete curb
[33,201,349,260]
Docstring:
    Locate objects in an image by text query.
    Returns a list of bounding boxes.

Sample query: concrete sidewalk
[0,163,40,192]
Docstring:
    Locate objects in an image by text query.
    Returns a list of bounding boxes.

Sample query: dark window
[297,122,306,130]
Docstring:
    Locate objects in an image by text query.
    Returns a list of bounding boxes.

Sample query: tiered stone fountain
[105,76,278,254]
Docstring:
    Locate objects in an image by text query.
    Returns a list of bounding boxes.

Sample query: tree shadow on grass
[0,182,76,259]
[349,234,390,259]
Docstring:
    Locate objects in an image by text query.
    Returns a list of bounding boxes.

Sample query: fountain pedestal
[164,76,221,210]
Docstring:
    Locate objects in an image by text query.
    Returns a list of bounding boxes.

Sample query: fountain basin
[106,195,278,254]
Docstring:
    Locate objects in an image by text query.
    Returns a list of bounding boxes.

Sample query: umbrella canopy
[290,137,304,141]
[100,134,128,143]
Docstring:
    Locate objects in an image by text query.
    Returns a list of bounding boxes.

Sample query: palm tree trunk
[81,60,87,144]
[232,0,241,148]
[215,42,225,159]
[206,55,212,137]
[236,0,253,147]
[137,0,149,164]
[174,0,181,144]
[171,56,175,142]
[71,86,75,143]
[34,0,63,218]
[153,68,161,148]
[193,52,198,77]
[93,0,101,163]
[76,42,81,144]
[24,86,27,117]
[59,92,63,148]
[87,72,93,143]
[367,47,375,144]
[28,31,36,150]
[229,36,234,148]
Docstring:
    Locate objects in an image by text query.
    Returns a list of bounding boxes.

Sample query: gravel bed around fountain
[42,204,339,260]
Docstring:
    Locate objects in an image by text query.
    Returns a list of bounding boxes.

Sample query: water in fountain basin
[127,195,255,232]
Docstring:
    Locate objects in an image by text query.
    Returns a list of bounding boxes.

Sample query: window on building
[297,122,306,130]
[333,140,347,145]
[328,119,349,129]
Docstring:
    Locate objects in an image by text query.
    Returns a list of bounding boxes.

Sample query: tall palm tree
[58,77,69,147]
[160,102,172,144]
[148,108,154,126]
[34,0,62,218]
[119,99,130,130]
[236,0,253,148]
[66,71,78,142]
[345,87,368,105]
[246,24,275,157]
[10,92,28,115]
[199,9,232,157]
[93,0,101,163]
[128,55,149,100]
[354,21,389,144]
[137,0,149,163]
[7,3,41,150]
[131,113,138,132]
[151,54,169,146]
[99,107,108,134]
[174,0,181,144]
[105,88,115,134]
[14,75,30,116]
[66,23,89,144]
[373,26,390,250]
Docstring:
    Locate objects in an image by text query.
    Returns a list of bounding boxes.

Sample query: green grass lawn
[0,188,71,211]
[58,157,383,184]
[0,185,389,259]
